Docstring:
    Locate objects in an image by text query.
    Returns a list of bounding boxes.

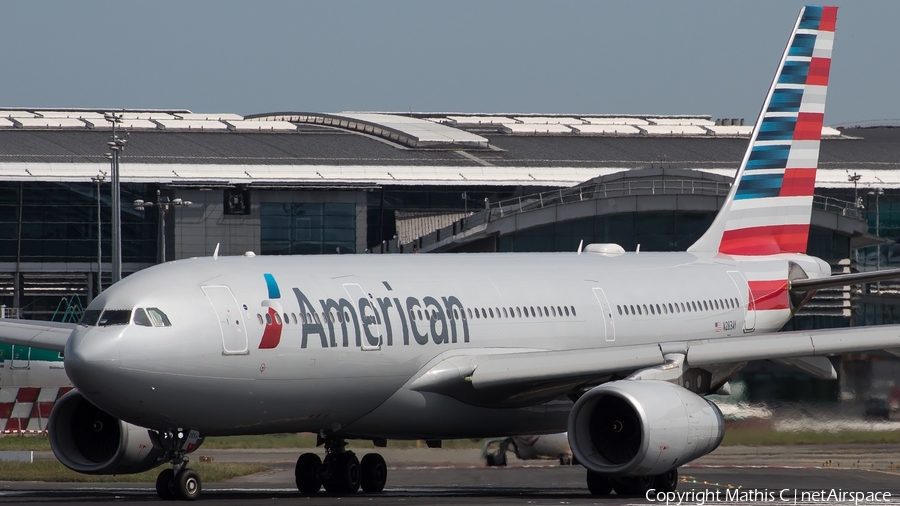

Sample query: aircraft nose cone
[65,327,122,393]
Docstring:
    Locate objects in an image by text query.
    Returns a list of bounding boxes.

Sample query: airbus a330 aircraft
[2,4,899,502]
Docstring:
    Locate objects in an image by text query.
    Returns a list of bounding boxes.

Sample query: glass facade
[260,202,356,255]
[498,213,716,253]
[0,182,157,263]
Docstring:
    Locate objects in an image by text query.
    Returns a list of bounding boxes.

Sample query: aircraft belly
[343,387,571,439]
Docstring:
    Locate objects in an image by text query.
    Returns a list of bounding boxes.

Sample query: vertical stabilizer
[688,6,837,255]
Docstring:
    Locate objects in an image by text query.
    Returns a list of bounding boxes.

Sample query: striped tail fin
[688,5,836,256]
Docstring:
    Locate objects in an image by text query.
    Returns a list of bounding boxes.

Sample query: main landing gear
[586,468,679,496]
[154,430,203,501]
[294,436,388,495]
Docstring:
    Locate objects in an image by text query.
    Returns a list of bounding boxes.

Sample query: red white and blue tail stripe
[689,6,836,256]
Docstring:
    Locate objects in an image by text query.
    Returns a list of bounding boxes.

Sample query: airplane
[0,342,72,433]
[482,433,575,466]
[4,4,900,501]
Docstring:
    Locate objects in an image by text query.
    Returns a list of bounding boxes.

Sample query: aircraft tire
[360,453,387,493]
[295,453,323,494]
[323,453,360,494]
[653,468,678,492]
[155,468,177,500]
[175,468,201,501]
[612,475,653,496]
[586,470,612,495]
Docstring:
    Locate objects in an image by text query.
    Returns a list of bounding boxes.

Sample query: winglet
[688,6,837,255]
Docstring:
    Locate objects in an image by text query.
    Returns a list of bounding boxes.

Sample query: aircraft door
[727,271,755,332]
[591,287,615,342]
[10,345,29,370]
[343,283,382,351]
[202,285,249,355]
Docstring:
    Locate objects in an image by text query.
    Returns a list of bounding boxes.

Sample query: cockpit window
[80,310,102,326]
[133,308,153,327]
[147,308,172,327]
[97,310,132,326]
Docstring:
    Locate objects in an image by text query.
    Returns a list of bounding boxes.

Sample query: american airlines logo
[259,274,470,349]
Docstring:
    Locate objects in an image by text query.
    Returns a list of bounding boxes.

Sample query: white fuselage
[64,250,830,438]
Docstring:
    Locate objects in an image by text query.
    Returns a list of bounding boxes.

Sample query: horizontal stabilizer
[791,268,900,291]
[0,320,73,353]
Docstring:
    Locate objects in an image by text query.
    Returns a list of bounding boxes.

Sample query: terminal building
[0,108,899,405]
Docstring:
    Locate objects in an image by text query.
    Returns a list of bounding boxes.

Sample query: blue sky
[3,1,897,125]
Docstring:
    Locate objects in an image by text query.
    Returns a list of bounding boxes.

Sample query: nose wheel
[153,429,204,501]
[155,467,201,501]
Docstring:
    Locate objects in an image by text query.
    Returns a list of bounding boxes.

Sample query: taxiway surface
[1,445,898,505]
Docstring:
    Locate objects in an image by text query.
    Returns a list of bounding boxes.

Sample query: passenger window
[703,301,708,311]
[276,313,284,325]
[656,304,661,314]
[530,307,536,317]
[522,307,529,318]
[489,308,494,318]
[516,307,522,318]
[552,307,557,317]
[291,313,297,324]
[283,313,290,324]
[147,308,172,327]
[668,303,674,314]
[537,307,543,317]
[418,310,424,320]
[314,313,320,324]
[133,308,152,327]
[544,306,549,317]
[630,305,635,315]
[617,305,622,315]
[636,306,641,315]
[714,300,719,310]
[480,308,487,318]
[642,304,648,315]
[662,304,668,315]
[571,306,576,316]
[503,308,508,318]
[650,305,655,315]
[265,313,272,325]
[466,309,472,319]
[454,308,460,319]
[257,314,264,325]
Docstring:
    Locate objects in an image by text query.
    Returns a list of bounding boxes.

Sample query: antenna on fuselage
[577,240,584,255]
[213,243,220,260]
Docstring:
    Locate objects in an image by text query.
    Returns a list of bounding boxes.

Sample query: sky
[3,1,899,126]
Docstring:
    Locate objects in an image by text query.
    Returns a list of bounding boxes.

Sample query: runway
[1,445,899,505]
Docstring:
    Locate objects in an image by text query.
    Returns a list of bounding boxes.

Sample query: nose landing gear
[153,429,203,501]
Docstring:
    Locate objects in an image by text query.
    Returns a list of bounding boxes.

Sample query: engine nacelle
[567,380,724,476]
[48,390,165,475]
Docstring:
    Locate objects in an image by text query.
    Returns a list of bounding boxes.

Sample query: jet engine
[48,390,165,475]
[567,380,724,476]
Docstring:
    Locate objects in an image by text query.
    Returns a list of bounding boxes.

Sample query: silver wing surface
[0,320,74,353]
[412,325,900,407]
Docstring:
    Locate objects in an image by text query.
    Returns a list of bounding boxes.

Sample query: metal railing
[387,179,862,253]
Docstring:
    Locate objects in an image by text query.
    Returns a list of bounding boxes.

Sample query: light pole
[105,113,126,283]
[91,175,106,292]
[134,189,193,263]
[868,187,884,292]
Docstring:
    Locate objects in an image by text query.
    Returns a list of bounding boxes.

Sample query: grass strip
[0,461,267,483]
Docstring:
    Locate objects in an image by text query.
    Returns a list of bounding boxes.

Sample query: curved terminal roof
[246,112,489,149]
[0,108,897,189]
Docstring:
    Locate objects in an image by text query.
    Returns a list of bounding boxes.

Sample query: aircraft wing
[0,319,74,353]
[411,325,900,407]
